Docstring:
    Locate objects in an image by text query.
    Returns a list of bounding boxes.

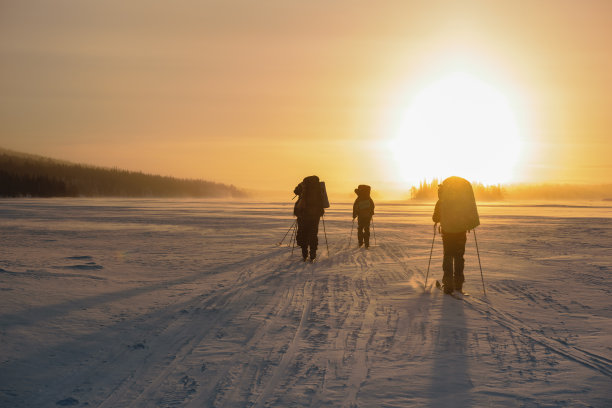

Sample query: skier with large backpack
[352,184,375,248]
[432,176,480,294]
[293,175,329,262]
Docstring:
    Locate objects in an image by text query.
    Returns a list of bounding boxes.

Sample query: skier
[293,175,325,262]
[352,185,375,248]
[432,177,480,294]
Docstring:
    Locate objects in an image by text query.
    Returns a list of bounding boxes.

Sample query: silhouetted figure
[293,175,325,261]
[432,176,480,294]
[353,184,375,248]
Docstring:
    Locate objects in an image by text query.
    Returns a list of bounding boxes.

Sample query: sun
[388,72,522,186]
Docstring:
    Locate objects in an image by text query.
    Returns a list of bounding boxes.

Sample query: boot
[309,249,316,262]
[442,276,454,294]
[454,281,463,293]
[454,275,464,293]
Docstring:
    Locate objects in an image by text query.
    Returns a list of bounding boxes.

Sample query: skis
[435,280,469,299]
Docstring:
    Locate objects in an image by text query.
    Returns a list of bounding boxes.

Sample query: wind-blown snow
[0,199,610,407]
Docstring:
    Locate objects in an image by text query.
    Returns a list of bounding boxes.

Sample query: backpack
[294,175,326,217]
[354,185,373,217]
[354,184,371,197]
[438,176,480,233]
[320,181,330,209]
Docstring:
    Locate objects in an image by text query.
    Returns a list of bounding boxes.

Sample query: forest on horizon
[410,179,612,202]
[1,148,611,201]
[0,149,246,198]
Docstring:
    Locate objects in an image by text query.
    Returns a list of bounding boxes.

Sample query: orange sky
[1,0,611,196]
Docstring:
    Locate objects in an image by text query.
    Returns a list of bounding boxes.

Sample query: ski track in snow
[0,199,611,407]
[461,296,612,379]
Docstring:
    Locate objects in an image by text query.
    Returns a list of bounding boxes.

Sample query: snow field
[0,199,610,407]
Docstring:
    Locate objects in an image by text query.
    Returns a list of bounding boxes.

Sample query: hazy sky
[1,0,611,195]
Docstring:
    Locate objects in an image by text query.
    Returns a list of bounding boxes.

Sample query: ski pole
[473,228,486,296]
[349,218,355,246]
[288,222,297,247]
[321,215,330,255]
[291,222,298,255]
[278,220,297,246]
[425,223,437,289]
[371,217,377,246]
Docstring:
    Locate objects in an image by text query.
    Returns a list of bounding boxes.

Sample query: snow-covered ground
[0,198,610,407]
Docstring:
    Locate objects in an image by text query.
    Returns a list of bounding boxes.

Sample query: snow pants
[296,215,320,259]
[357,215,372,247]
[442,231,467,291]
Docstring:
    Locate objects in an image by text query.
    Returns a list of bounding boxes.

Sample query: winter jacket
[353,196,375,219]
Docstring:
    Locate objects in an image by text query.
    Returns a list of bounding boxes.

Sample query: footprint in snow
[65,262,103,271]
[128,342,147,350]
[65,256,93,261]
[56,397,79,406]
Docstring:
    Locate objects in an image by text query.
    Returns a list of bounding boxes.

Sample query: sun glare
[389,72,522,186]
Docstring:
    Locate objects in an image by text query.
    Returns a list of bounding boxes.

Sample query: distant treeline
[410,179,504,201]
[502,183,612,201]
[410,179,612,201]
[0,150,246,198]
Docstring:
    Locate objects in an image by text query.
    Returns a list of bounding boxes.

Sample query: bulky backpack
[294,175,326,217]
[438,176,480,233]
[355,184,371,197]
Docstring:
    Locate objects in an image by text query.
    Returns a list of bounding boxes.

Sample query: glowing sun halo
[389,72,522,186]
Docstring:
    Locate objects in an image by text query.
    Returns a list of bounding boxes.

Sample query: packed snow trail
[0,199,610,407]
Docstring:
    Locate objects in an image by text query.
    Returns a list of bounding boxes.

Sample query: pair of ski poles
[278,220,297,246]
[349,217,376,247]
[425,224,486,295]
[278,220,298,255]
[278,217,330,256]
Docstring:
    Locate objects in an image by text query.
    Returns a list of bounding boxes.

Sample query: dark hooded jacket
[353,187,374,219]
